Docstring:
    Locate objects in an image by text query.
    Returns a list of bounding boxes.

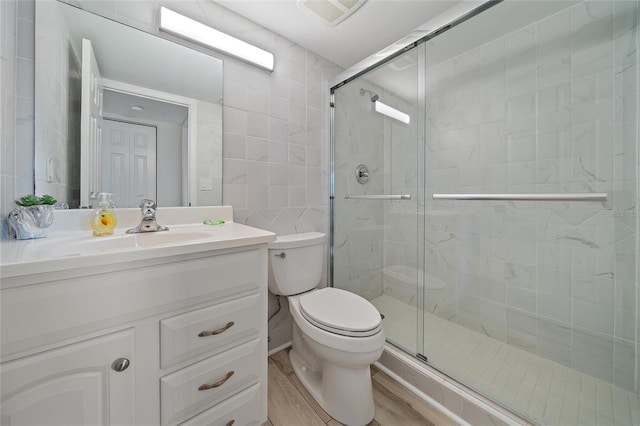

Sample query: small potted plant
[7,194,57,239]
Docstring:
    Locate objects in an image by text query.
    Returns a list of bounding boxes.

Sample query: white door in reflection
[101,119,157,208]
[80,38,103,208]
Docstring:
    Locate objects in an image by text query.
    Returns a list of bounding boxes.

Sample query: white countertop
[1,207,276,279]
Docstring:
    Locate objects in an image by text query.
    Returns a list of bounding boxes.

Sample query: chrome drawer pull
[198,371,234,391]
[198,321,235,337]
[226,421,235,426]
[111,357,130,372]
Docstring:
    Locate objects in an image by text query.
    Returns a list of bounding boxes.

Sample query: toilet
[268,232,385,426]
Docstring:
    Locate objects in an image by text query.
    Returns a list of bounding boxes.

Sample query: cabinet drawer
[161,293,261,369]
[180,382,263,426]
[161,338,263,426]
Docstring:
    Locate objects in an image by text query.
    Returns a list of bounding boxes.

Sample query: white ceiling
[103,90,189,124]
[213,0,463,69]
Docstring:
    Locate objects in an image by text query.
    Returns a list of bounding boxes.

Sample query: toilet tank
[268,232,325,296]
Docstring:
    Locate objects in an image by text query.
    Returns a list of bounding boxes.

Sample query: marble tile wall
[2,0,339,351]
[635,0,640,396]
[194,100,222,207]
[34,0,80,207]
[335,37,426,312]
[1,0,35,236]
[332,68,420,305]
[333,82,386,301]
[382,86,422,307]
[423,0,639,392]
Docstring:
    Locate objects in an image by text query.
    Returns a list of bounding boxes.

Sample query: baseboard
[268,341,292,357]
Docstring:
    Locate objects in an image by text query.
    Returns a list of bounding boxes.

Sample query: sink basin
[22,230,217,259]
[70,231,213,252]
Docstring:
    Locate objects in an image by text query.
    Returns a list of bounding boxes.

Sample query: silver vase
[7,205,54,240]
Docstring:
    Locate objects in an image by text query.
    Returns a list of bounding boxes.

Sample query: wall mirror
[35,1,223,208]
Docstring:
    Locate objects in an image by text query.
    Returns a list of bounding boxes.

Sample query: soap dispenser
[91,193,117,236]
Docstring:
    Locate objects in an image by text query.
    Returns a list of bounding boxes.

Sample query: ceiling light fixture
[159,7,274,72]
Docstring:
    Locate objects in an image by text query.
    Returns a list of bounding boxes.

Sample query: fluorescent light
[374,100,410,124]
[159,7,274,72]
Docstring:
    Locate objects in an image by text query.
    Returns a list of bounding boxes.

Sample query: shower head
[359,88,379,102]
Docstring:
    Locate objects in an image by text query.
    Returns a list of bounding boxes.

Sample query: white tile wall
[1,0,35,237]
[34,0,81,207]
[332,50,421,306]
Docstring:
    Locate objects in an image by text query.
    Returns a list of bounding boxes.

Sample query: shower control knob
[355,164,369,184]
[111,357,130,372]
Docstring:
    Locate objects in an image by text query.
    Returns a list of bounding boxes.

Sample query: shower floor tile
[371,294,640,425]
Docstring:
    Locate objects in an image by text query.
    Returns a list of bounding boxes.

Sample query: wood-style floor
[265,349,457,426]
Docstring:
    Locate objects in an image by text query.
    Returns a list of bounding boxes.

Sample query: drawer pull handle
[198,371,234,391]
[198,321,235,337]
[226,421,235,426]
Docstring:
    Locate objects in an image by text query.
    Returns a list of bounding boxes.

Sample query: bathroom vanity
[0,206,275,426]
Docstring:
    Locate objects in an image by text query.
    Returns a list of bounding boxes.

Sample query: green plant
[15,194,57,207]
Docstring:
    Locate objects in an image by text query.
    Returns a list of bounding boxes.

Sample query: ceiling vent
[297,0,367,26]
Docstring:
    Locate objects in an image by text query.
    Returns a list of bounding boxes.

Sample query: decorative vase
[7,205,54,240]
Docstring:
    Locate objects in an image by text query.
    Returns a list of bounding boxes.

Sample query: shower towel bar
[432,193,608,202]
[344,194,412,200]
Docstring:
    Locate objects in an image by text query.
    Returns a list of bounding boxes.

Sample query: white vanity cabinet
[0,329,135,426]
[1,221,273,426]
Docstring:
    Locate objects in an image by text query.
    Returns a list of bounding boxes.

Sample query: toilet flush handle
[274,252,286,259]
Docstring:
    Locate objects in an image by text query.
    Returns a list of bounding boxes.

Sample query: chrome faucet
[126,199,169,233]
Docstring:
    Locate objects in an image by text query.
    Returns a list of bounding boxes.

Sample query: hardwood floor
[266,349,457,426]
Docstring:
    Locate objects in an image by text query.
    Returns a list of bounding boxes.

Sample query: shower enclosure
[331,1,639,424]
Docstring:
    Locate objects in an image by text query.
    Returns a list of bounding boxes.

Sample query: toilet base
[289,348,375,426]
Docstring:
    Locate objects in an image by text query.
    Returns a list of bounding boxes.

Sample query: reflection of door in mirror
[102,88,188,208]
[80,38,103,208]
[102,120,157,208]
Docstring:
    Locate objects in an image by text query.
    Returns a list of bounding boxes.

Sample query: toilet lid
[299,288,382,337]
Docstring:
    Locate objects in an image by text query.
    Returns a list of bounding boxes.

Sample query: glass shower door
[420,1,639,423]
[331,48,425,354]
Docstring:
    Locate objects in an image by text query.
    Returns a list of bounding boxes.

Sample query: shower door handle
[432,193,608,202]
[344,194,411,200]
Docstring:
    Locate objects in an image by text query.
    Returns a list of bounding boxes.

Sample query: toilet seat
[299,288,382,337]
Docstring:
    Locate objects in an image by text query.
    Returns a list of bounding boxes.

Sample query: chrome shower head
[359,88,379,102]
